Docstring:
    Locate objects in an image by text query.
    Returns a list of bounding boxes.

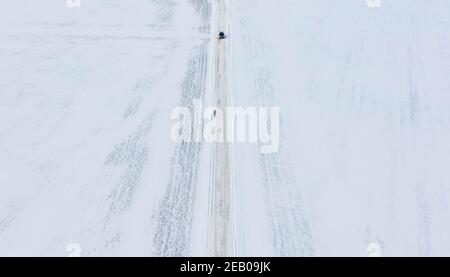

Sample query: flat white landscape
[0,0,450,256]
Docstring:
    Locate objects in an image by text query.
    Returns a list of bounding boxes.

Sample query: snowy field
[231,0,450,256]
[0,0,213,256]
[1,0,450,256]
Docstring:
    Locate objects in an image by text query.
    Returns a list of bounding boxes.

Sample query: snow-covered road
[1,0,450,257]
[207,0,236,257]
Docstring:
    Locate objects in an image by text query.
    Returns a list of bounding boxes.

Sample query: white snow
[1,0,450,257]
[0,0,212,256]
[230,0,450,256]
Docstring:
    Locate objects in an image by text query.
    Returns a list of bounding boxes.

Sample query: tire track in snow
[153,42,209,256]
[236,15,315,254]
[124,41,179,119]
[105,112,156,218]
[152,0,176,30]
[407,40,419,126]
[124,76,157,118]
[189,0,212,34]
[0,160,58,236]
[256,69,314,256]
[238,18,314,255]
[0,201,26,234]
[233,14,315,254]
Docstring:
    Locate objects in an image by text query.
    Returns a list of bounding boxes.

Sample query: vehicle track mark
[153,42,209,256]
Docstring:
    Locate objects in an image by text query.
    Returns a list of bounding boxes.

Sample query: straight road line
[207,0,235,257]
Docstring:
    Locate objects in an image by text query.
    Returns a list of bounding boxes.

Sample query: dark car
[219,32,226,39]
